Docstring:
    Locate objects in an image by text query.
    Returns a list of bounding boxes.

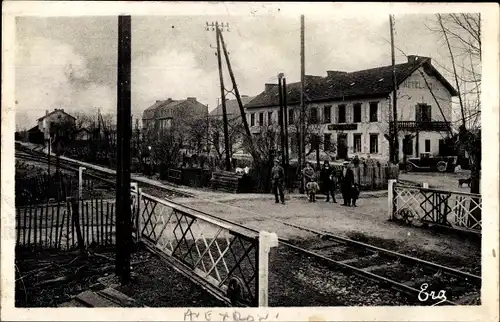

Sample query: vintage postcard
[1,1,499,321]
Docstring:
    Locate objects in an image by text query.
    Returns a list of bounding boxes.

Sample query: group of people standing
[270,159,359,206]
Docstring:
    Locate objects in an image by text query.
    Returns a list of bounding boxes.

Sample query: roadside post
[258,231,279,307]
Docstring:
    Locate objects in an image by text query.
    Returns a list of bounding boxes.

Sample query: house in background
[75,128,91,141]
[142,97,208,152]
[245,55,458,162]
[209,95,255,121]
[37,109,76,138]
[208,95,255,157]
[25,109,77,144]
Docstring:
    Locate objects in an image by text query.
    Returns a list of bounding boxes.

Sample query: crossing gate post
[257,231,279,307]
[78,167,86,200]
[422,182,429,188]
[388,179,396,220]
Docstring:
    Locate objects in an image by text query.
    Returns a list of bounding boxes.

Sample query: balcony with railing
[390,121,451,132]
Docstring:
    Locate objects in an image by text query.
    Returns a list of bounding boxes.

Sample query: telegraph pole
[299,15,306,192]
[115,15,132,284]
[390,14,399,164]
[217,25,258,163]
[278,73,286,172]
[208,21,231,171]
[283,77,290,172]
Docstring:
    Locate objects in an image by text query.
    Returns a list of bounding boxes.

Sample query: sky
[14,11,468,130]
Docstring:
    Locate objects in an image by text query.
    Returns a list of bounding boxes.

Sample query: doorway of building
[337,133,348,159]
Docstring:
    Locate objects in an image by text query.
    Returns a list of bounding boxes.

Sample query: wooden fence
[15,172,77,206]
[16,198,118,251]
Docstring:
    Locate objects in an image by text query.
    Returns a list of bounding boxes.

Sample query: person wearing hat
[339,161,355,206]
[320,160,337,203]
[271,159,285,204]
[302,162,316,186]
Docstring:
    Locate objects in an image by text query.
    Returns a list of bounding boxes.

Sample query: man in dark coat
[339,161,355,206]
[320,160,337,203]
[271,159,285,204]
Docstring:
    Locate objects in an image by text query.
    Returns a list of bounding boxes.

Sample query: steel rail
[274,219,481,285]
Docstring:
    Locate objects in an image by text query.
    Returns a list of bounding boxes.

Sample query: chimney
[265,83,278,91]
[187,97,196,102]
[408,55,431,65]
[60,109,64,112]
[326,70,347,77]
[156,100,161,103]
[46,110,49,115]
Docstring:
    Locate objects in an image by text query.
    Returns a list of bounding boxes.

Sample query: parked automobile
[405,153,457,173]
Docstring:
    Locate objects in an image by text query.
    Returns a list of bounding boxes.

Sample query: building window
[369,134,379,154]
[289,109,295,125]
[338,104,346,123]
[353,133,362,153]
[324,133,331,151]
[268,111,273,125]
[369,102,379,122]
[259,112,264,126]
[310,107,318,124]
[323,105,331,123]
[353,103,362,123]
[250,113,255,126]
[425,139,431,153]
[311,134,320,150]
[416,104,432,122]
[403,135,413,156]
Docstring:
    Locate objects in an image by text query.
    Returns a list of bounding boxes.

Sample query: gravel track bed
[270,245,415,306]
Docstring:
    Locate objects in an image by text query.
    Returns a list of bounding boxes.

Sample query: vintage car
[405,153,457,172]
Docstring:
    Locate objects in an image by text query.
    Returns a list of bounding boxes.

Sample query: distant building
[208,95,255,121]
[37,109,76,138]
[75,128,91,141]
[245,55,458,162]
[142,97,208,134]
[142,97,208,153]
[208,96,255,157]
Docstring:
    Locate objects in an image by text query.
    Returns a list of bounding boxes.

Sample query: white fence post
[258,231,278,307]
[422,182,429,188]
[388,179,396,220]
[78,167,86,200]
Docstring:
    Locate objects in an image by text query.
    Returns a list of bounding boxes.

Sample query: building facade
[142,97,208,135]
[37,109,76,138]
[142,97,208,154]
[244,55,458,162]
[208,95,255,157]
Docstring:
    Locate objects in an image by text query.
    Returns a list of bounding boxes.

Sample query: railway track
[165,199,481,306]
[15,143,481,306]
[15,144,193,198]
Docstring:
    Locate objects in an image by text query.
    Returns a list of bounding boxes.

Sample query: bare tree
[425,13,481,194]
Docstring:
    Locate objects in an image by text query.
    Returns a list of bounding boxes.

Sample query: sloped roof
[37,109,76,121]
[246,57,458,109]
[143,98,207,120]
[209,96,255,118]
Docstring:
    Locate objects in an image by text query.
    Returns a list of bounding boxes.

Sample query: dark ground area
[15,231,480,308]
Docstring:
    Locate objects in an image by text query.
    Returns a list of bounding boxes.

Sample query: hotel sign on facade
[401,80,440,91]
